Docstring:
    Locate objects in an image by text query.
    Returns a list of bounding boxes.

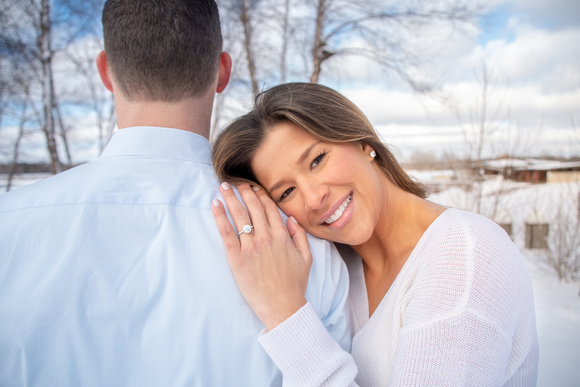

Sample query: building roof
[484,158,580,172]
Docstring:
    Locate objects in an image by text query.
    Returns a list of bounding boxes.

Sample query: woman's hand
[212,182,313,331]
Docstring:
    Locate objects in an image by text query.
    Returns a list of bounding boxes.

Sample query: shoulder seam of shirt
[97,154,213,165]
[0,201,216,214]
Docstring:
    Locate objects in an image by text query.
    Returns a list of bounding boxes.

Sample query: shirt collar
[100,126,212,165]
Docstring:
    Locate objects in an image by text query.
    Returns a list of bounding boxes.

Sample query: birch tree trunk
[309,0,327,84]
[239,0,259,98]
[38,0,62,174]
[6,101,28,192]
[279,0,291,83]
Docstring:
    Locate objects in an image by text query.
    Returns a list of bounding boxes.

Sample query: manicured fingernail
[221,182,231,190]
[252,185,260,191]
[212,198,221,207]
[290,216,298,224]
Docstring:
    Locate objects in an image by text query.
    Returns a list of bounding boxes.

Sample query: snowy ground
[2,172,579,385]
[526,256,580,386]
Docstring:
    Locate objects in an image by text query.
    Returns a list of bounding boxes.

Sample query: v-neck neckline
[338,208,450,329]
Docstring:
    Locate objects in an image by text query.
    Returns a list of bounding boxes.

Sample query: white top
[0,126,353,386]
[260,208,539,386]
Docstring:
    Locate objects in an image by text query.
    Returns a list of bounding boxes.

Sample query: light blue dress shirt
[0,126,352,386]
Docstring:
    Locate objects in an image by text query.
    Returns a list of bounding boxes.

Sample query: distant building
[482,158,580,184]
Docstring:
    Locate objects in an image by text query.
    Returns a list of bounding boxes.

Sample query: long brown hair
[212,83,427,199]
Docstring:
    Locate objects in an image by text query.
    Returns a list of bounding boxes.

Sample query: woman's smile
[321,192,352,226]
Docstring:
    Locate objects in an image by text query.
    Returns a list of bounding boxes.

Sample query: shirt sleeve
[258,302,359,387]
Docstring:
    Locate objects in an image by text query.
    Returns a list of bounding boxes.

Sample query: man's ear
[96,51,114,92]
[216,52,232,94]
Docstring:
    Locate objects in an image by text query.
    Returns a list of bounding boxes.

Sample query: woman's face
[251,121,386,245]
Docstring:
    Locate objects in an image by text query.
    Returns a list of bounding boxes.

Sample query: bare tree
[38,0,63,174]
[238,0,260,98]
[2,0,488,173]
[6,101,29,192]
[1,0,68,174]
[278,0,292,82]
[1,1,41,182]
[451,62,539,220]
[65,37,116,153]
[1,0,105,174]
[453,63,504,215]
[219,0,486,96]
[0,48,40,191]
[219,0,265,98]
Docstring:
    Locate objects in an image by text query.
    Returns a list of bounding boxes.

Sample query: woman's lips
[323,193,352,225]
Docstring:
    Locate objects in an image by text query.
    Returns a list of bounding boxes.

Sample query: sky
[320,0,580,162]
[0,0,578,165]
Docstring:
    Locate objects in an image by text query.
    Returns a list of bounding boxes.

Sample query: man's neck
[114,94,214,139]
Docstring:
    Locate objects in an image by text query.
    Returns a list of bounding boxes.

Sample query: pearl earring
[370,151,376,158]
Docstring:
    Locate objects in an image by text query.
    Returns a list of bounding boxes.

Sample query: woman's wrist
[263,296,308,331]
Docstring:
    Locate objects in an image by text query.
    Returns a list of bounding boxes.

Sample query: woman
[211,83,538,386]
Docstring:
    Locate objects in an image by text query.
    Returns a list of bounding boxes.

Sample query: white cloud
[324,0,580,162]
[480,25,580,92]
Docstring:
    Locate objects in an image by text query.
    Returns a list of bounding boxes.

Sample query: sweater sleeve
[258,302,359,387]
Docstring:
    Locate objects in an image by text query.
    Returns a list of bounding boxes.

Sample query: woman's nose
[302,182,328,212]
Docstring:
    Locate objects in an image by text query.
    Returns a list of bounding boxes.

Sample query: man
[0,1,352,385]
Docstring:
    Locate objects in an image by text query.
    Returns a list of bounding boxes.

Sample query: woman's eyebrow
[297,141,322,165]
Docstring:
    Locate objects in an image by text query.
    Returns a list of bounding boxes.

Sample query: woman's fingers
[253,185,312,269]
[211,198,241,256]
[236,184,270,232]
[287,216,313,269]
[252,186,287,229]
[219,182,256,236]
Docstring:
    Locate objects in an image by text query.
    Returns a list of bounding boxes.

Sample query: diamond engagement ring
[238,224,254,235]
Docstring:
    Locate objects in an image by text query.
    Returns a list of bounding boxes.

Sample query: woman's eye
[279,187,294,201]
[311,151,327,169]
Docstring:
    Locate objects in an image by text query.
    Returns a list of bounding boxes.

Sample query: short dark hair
[102,0,222,101]
[213,83,428,199]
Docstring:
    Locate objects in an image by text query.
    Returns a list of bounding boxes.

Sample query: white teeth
[324,195,351,224]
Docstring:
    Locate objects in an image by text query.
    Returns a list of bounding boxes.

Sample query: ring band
[238,224,254,235]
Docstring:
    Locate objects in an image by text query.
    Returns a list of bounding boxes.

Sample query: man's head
[101,0,223,101]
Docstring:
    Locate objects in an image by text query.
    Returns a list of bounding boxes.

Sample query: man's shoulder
[305,233,345,280]
[1,155,221,213]
[305,233,333,253]
[0,165,92,213]
[300,231,344,264]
